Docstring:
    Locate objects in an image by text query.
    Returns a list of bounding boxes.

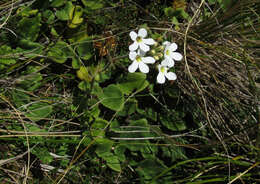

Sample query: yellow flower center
[166,49,170,56]
[136,56,142,62]
[160,66,165,73]
[136,36,142,43]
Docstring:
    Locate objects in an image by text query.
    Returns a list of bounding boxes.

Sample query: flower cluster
[128,28,182,84]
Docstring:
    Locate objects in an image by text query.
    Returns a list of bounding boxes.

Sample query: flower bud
[158,45,165,51]
[150,49,156,55]
[154,56,159,60]
[158,53,163,58]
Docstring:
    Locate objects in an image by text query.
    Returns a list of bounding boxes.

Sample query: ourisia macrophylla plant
[128,28,183,84]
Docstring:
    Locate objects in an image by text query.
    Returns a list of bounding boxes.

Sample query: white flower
[129,28,156,52]
[157,64,177,84]
[161,41,183,68]
[128,50,155,73]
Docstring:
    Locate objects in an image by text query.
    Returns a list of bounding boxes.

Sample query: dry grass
[175,0,259,143]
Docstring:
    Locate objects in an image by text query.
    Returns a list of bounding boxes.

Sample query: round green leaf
[98,84,124,111]
[118,72,148,95]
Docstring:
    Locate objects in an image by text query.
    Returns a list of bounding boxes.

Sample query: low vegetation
[0,0,259,183]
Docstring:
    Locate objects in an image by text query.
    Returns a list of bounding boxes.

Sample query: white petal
[165,72,177,80]
[129,31,137,41]
[143,38,155,45]
[161,59,169,66]
[138,28,147,38]
[142,56,155,64]
[169,43,177,51]
[164,54,171,60]
[139,42,150,52]
[129,42,138,51]
[138,62,149,73]
[163,41,171,46]
[129,51,137,60]
[167,59,175,67]
[157,72,165,84]
[171,52,183,61]
[128,61,138,73]
[137,49,146,56]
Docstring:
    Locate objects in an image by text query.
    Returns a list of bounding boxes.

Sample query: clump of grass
[176,0,259,144]
[152,0,259,146]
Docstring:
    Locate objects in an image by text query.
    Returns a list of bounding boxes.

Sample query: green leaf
[81,0,104,10]
[12,90,30,108]
[94,15,107,25]
[18,13,41,41]
[118,119,153,152]
[98,84,124,111]
[31,147,53,164]
[117,99,137,116]
[89,104,100,119]
[47,41,72,63]
[208,0,216,4]
[180,9,190,20]
[141,145,158,158]
[56,10,69,21]
[18,74,43,91]
[160,111,187,131]
[56,1,74,21]
[95,138,113,157]
[105,154,121,172]
[42,10,55,24]
[118,72,148,95]
[75,37,93,60]
[51,27,59,37]
[161,146,187,162]
[137,158,167,180]
[114,145,126,162]
[17,6,38,17]
[0,45,17,65]
[76,66,91,81]
[18,39,44,58]
[68,26,89,43]
[25,102,53,122]
[95,138,121,172]
[16,66,43,91]
[68,5,84,28]
[164,7,175,17]
[172,17,180,30]
[91,118,108,137]
[130,118,148,127]
[137,107,157,121]
[51,0,67,7]
[27,124,44,132]
[166,86,180,99]
[78,81,90,91]
[72,57,80,69]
